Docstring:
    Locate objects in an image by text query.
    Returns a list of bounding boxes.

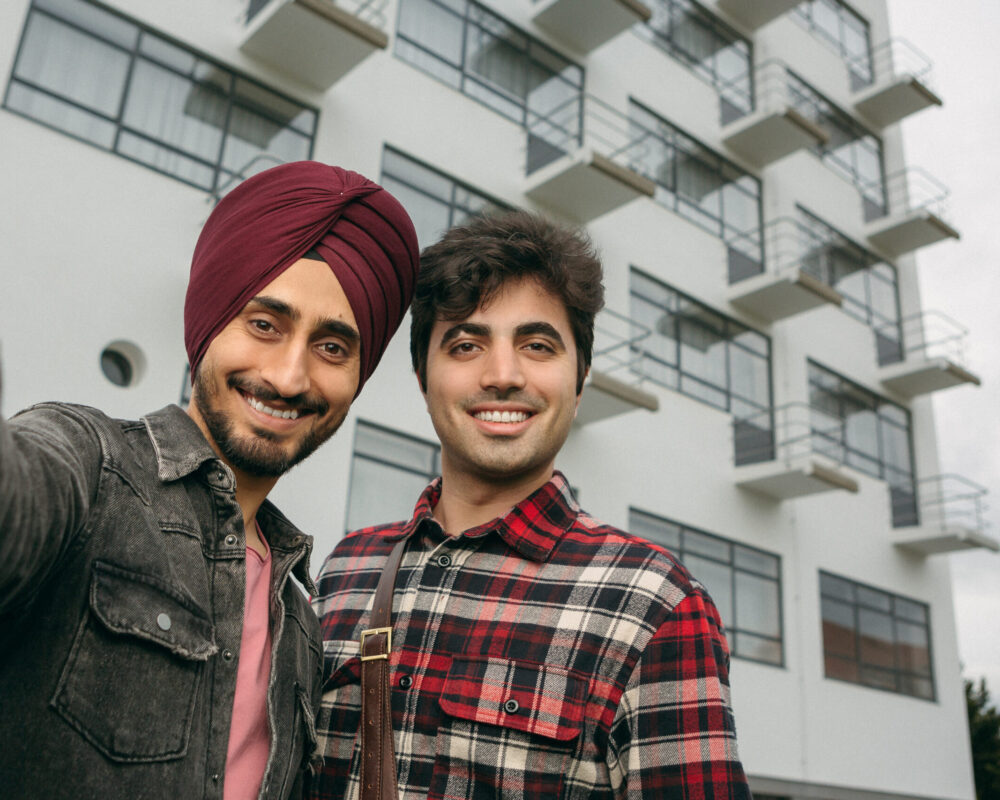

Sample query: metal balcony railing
[847,37,936,93]
[526,93,652,177]
[589,307,654,386]
[861,167,953,225]
[717,59,805,127]
[876,311,971,368]
[247,0,388,29]
[915,474,988,535]
[732,402,851,468]
[209,153,287,204]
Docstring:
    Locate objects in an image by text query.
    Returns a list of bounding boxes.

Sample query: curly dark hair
[410,211,604,394]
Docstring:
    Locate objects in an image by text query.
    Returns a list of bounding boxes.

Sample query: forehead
[437,278,572,333]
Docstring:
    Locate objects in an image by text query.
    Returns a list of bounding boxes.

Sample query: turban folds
[184,161,419,395]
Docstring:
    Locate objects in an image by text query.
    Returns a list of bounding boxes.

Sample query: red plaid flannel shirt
[310,472,750,800]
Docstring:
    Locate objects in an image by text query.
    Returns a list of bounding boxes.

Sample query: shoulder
[315,521,409,577]
[563,508,702,611]
[9,401,134,458]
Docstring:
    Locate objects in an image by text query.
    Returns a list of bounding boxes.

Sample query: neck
[433,460,555,536]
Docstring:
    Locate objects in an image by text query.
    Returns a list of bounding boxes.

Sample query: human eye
[524,340,556,354]
[448,340,481,356]
[317,339,351,362]
[249,318,278,335]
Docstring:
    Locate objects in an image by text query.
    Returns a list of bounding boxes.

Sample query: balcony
[532,0,651,53]
[525,94,656,223]
[878,311,982,398]
[864,168,960,257]
[241,0,388,90]
[893,475,998,555]
[727,217,844,321]
[721,61,828,168]
[850,39,942,128]
[733,403,860,499]
[715,0,800,30]
[576,308,659,426]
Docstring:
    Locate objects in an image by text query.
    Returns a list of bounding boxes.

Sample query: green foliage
[967,678,1000,800]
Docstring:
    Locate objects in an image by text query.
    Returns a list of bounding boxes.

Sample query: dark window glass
[820,571,934,700]
[631,268,773,420]
[380,148,511,248]
[4,0,316,192]
[785,72,886,217]
[792,0,873,88]
[395,0,583,128]
[636,0,753,121]
[808,361,916,526]
[628,101,763,269]
[631,509,783,665]
[346,422,441,532]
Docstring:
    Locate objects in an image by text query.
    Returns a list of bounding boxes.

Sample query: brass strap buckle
[359,627,392,662]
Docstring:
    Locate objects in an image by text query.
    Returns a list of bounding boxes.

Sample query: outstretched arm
[0,396,102,615]
[606,589,751,799]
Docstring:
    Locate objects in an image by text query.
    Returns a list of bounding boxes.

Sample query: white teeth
[245,394,299,420]
[474,410,528,423]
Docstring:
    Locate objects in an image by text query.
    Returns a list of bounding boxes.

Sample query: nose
[480,341,526,394]
[259,341,311,399]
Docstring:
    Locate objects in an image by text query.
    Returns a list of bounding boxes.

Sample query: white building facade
[0,0,990,797]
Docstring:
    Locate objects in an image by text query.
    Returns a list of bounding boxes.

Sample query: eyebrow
[247,296,361,343]
[438,321,566,349]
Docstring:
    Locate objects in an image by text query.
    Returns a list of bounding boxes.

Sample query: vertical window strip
[629,508,784,666]
[4,0,317,192]
[791,0,873,88]
[394,0,583,129]
[796,206,902,360]
[627,100,763,268]
[630,268,773,418]
[345,421,441,533]
[819,570,935,700]
[807,361,917,526]
[636,0,754,121]
[379,147,512,248]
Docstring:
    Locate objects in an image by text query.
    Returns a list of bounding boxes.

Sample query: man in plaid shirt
[311,211,751,800]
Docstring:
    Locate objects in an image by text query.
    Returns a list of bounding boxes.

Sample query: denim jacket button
[224,534,237,546]
[222,649,234,662]
[156,613,171,631]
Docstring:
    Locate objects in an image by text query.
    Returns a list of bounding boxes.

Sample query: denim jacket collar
[142,404,219,483]
[142,404,317,594]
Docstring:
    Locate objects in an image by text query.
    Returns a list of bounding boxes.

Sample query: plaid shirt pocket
[432,656,587,799]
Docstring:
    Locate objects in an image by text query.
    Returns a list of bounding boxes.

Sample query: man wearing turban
[0,162,419,800]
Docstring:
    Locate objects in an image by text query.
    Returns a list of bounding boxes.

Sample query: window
[4,0,316,192]
[630,269,772,423]
[630,510,783,665]
[628,101,763,272]
[797,208,902,363]
[792,0,873,89]
[808,361,917,527]
[820,572,934,700]
[785,72,886,220]
[395,0,583,130]
[636,0,753,123]
[380,148,511,249]
[345,422,441,532]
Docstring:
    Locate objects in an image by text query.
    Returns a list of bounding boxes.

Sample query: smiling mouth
[472,410,533,424]
[240,390,305,421]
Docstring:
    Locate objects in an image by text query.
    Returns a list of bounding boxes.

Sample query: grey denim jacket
[0,402,322,800]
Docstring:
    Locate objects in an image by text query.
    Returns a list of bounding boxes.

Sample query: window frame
[819,570,936,701]
[791,0,874,89]
[630,508,785,667]
[4,0,317,193]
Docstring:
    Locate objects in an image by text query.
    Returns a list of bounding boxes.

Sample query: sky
[884,0,1000,697]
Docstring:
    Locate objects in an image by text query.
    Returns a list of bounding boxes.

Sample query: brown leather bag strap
[359,535,408,800]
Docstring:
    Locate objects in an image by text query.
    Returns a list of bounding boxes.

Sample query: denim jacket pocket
[433,656,586,799]
[52,561,217,763]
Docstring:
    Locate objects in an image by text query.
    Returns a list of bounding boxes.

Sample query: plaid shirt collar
[396,470,580,562]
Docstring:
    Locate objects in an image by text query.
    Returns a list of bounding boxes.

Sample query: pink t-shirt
[224,531,273,800]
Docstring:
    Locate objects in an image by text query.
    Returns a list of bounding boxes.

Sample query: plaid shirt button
[503,699,519,714]
[435,554,452,567]
[398,674,413,689]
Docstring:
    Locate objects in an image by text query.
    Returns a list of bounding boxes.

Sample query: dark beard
[192,372,340,478]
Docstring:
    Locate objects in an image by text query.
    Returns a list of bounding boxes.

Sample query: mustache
[460,391,546,413]
[228,375,329,417]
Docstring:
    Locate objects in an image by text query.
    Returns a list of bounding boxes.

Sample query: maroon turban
[184,161,419,396]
